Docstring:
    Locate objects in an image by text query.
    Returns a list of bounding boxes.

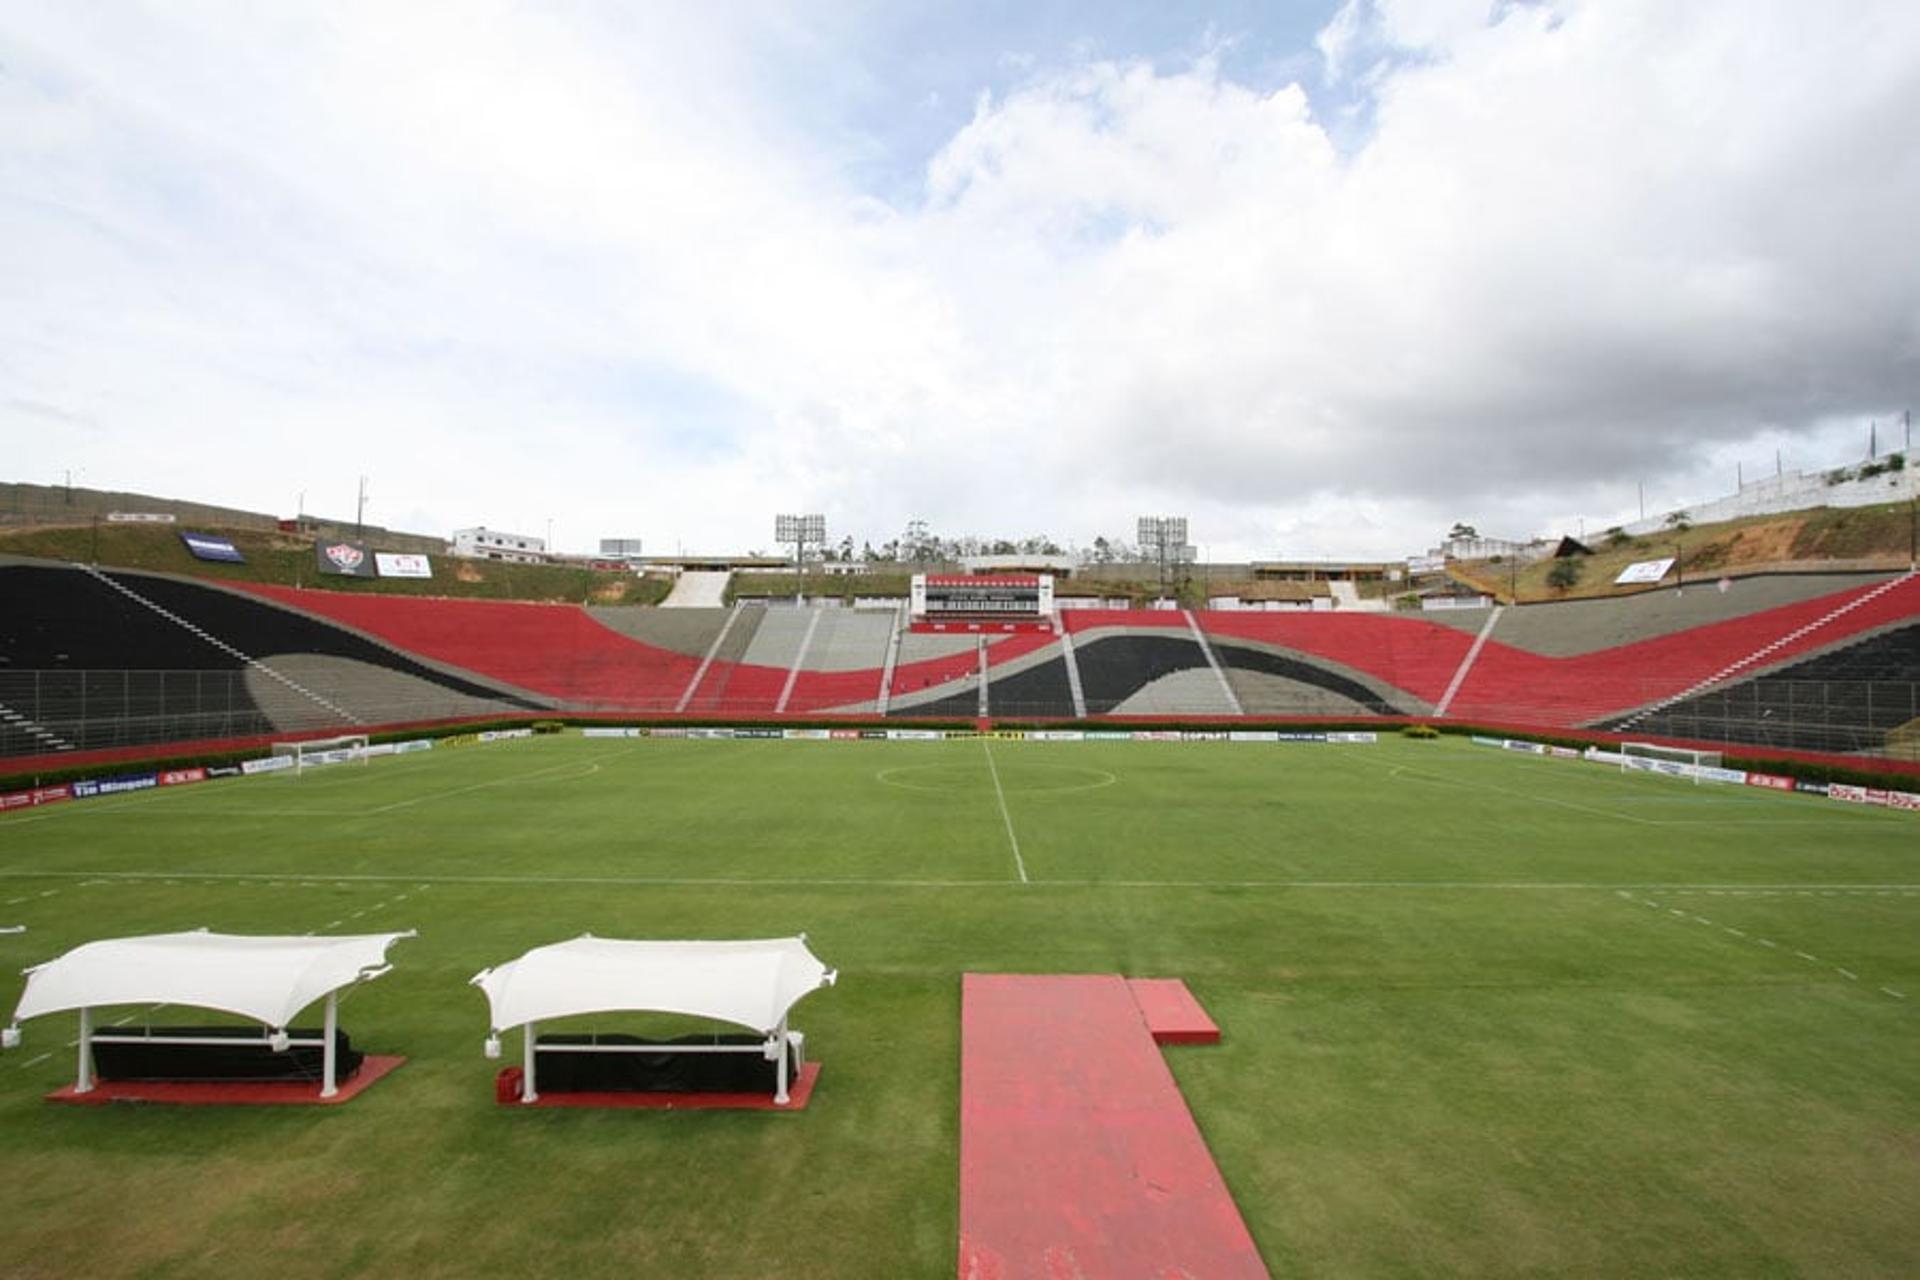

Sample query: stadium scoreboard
[911,574,1054,627]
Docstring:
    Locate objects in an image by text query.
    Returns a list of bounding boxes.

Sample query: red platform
[494,1060,820,1110]
[958,974,1265,1279]
[1128,977,1222,1045]
[47,1054,405,1106]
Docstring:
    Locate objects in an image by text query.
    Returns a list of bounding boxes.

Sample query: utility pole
[355,476,368,535]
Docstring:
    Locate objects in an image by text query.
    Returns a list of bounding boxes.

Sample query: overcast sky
[4,0,1916,560]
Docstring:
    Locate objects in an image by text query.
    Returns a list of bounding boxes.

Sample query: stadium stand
[232,583,700,709]
[0,565,539,754]
[4,558,1914,764]
[1613,621,1920,755]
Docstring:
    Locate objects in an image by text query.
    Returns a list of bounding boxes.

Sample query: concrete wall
[1621,456,1917,535]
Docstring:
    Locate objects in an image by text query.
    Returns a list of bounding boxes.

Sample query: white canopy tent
[472,935,837,1105]
[6,930,414,1096]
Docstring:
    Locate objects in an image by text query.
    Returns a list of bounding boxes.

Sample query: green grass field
[3,735,1917,1278]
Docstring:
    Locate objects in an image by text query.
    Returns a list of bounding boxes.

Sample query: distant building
[451,526,546,563]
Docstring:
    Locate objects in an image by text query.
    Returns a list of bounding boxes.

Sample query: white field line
[981,739,1028,884]
[13,870,1920,891]
[1622,892,1907,1002]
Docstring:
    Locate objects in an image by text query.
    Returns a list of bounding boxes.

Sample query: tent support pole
[75,1006,94,1094]
[320,991,339,1098]
[522,1020,538,1103]
[774,1017,789,1106]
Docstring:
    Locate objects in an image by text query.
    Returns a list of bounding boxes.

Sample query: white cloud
[2,0,1917,561]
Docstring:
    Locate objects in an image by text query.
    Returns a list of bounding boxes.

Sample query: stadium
[2,481,1917,1277]
[5,4,1920,1277]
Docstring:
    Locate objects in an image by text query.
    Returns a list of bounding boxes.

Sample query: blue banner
[179,531,245,562]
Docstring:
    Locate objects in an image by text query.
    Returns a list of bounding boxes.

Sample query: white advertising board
[376,553,433,578]
[1614,557,1675,585]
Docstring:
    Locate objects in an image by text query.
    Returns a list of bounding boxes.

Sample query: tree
[1604,525,1630,548]
[1664,510,1692,532]
[1547,558,1582,591]
[1448,522,1478,541]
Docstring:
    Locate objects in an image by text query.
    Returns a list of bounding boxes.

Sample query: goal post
[271,733,372,776]
[1619,741,1721,784]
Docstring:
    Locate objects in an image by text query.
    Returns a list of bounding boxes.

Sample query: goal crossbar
[272,733,372,775]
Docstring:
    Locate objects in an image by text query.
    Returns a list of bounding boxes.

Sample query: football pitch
[2,734,1917,1278]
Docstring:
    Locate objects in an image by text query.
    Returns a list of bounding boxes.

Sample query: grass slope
[1,736,1916,1278]
[0,524,669,605]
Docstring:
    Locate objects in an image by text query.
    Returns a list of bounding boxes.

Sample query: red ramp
[959,974,1265,1279]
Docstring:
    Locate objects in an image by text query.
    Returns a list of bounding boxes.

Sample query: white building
[451,526,546,563]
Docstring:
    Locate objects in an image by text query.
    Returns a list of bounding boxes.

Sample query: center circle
[876,762,1119,795]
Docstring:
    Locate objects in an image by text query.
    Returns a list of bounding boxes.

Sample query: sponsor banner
[1501,739,1548,755]
[1584,748,1627,765]
[859,729,889,739]
[1865,789,1891,806]
[363,743,397,758]
[1131,731,1182,742]
[784,729,833,740]
[242,755,295,775]
[476,728,534,743]
[107,511,177,523]
[206,765,244,778]
[1548,746,1582,760]
[1794,779,1830,795]
[374,552,433,579]
[303,749,359,768]
[1614,557,1676,585]
[651,728,689,738]
[1,785,71,810]
[1890,792,1920,811]
[1406,554,1446,574]
[583,727,642,738]
[317,541,376,576]
[1027,730,1086,742]
[1181,731,1229,742]
[735,728,781,739]
[1745,773,1794,791]
[1470,736,1505,748]
[157,768,207,787]
[991,731,1028,741]
[72,772,159,799]
[1084,731,1133,741]
[180,531,245,563]
[829,729,861,740]
[1829,784,1869,804]
[1275,732,1330,742]
[688,728,735,740]
[1696,766,1749,786]
[393,738,434,754]
[886,729,945,741]
[1327,732,1379,744]
[1230,731,1280,742]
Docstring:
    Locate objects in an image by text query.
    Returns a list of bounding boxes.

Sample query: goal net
[272,733,371,775]
[1620,741,1721,783]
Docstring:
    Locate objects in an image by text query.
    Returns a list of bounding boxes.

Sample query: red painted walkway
[958,974,1266,1279]
[1127,978,1222,1045]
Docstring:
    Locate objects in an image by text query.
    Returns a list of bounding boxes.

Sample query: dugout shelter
[5,929,413,1099]
[473,934,837,1106]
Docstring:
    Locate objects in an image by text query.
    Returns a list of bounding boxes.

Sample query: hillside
[0,521,669,605]
[1449,501,1918,604]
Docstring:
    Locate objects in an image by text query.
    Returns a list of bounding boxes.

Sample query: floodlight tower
[775,513,826,601]
[1136,516,1192,599]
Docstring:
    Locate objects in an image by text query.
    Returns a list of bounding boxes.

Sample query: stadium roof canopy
[471,935,836,1036]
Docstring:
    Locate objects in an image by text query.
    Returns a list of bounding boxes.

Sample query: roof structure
[10,930,413,1029]
[472,935,837,1036]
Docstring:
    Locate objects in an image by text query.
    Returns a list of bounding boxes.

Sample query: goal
[272,733,371,776]
[1620,741,1721,783]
